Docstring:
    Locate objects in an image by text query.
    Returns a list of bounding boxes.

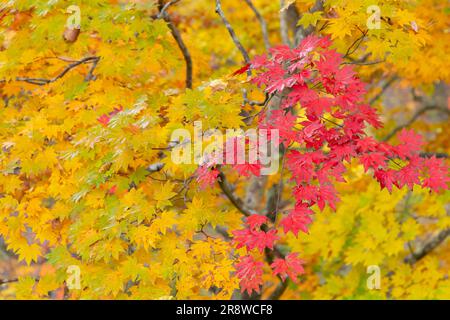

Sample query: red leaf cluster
[232,35,449,294]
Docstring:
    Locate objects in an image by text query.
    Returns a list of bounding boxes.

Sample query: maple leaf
[358,104,383,129]
[246,214,268,230]
[396,129,424,158]
[422,157,450,192]
[196,165,219,188]
[231,63,250,76]
[97,114,110,127]
[374,169,396,193]
[233,228,279,253]
[360,152,387,172]
[17,243,42,265]
[396,163,421,190]
[235,255,264,295]
[153,182,177,209]
[232,162,261,177]
[107,185,118,195]
[265,109,298,144]
[280,205,313,236]
[286,150,317,184]
[297,11,323,29]
[271,253,305,283]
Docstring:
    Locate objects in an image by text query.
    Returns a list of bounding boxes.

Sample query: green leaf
[297,12,323,28]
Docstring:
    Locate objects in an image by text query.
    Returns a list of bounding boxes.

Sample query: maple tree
[0,0,449,300]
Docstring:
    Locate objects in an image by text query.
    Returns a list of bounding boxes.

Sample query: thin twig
[321,116,343,128]
[157,0,180,19]
[244,0,270,51]
[16,56,100,85]
[341,59,385,66]
[158,0,193,89]
[343,29,368,59]
[85,57,100,81]
[215,0,251,64]
[0,278,19,285]
[382,105,449,142]
[274,148,286,220]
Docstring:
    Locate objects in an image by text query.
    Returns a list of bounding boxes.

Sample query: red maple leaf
[395,163,421,190]
[374,168,396,193]
[232,162,261,177]
[422,156,449,192]
[231,63,250,76]
[235,255,264,295]
[233,228,279,253]
[107,185,117,195]
[395,129,424,158]
[279,205,313,236]
[271,253,305,283]
[196,165,219,189]
[230,35,449,295]
[360,152,387,172]
[97,114,110,127]
[246,215,268,230]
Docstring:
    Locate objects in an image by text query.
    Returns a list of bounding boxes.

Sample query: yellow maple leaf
[153,182,177,209]
[17,243,42,265]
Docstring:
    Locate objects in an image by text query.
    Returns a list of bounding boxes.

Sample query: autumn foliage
[0,0,449,300]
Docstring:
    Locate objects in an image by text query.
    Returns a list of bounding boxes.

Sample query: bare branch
[0,278,19,285]
[405,228,450,264]
[341,59,385,66]
[217,170,252,217]
[85,57,100,81]
[419,152,448,159]
[16,56,100,86]
[383,105,450,142]
[158,0,193,89]
[280,0,292,47]
[267,279,288,300]
[244,0,270,51]
[369,76,399,105]
[215,0,251,64]
[157,0,180,19]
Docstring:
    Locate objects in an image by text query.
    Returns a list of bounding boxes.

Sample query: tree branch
[343,30,368,59]
[267,279,288,300]
[419,152,448,159]
[158,0,193,89]
[341,59,385,66]
[0,278,18,285]
[280,0,292,47]
[244,0,270,51]
[16,56,100,85]
[157,0,180,18]
[382,105,450,142]
[369,76,399,105]
[405,228,450,264]
[217,170,252,217]
[215,0,251,64]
